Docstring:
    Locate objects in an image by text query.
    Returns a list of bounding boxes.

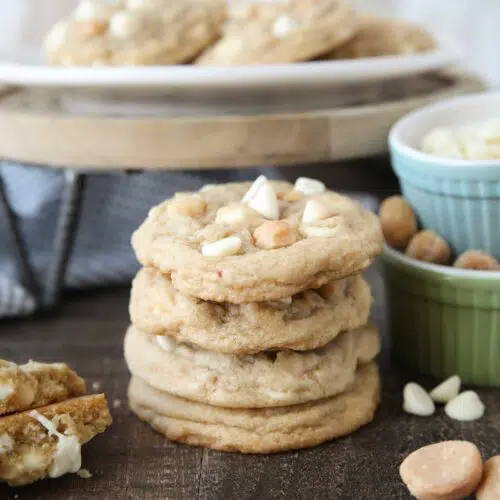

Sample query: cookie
[124,324,380,408]
[128,362,380,453]
[45,0,226,66]
[196,0,357,65]
[328,14,436,59]
[0,394,112,486]
[130,267,371,353]
[0,360,86,416]
[131,178,383,302]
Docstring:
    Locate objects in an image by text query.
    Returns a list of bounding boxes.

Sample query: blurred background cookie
[197,0,358,65]
[327,13,436,59]
[45,0,226,66]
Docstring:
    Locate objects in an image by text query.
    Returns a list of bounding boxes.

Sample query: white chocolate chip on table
[399,441,483,500]
[403,382,435,417]
[429,375,461,404]
[445,391,485,422]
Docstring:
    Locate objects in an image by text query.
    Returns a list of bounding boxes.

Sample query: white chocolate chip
[0,384,13,401]
[74,0,114,20]
[429,375,461,404]
[109,11,141,37]
[272,14,299,37]
[294,177,326,196]
[299,226,339,238]
[156,336,175,351]
[302,200,335,223]
[126,0,150,9]
[0,434,13,454]
[248,183,279,220]
[201,236,242,257]
[403,382,435,417]
[200,184,216,192]
[445,391,485,421]
[44,22,69,49]
[30,411,82,478]
[242,175,268,203]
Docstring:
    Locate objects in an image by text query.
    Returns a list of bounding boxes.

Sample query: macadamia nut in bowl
[389,91,500,259]
[382,245,500,387]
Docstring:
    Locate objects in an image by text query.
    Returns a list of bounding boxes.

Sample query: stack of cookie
[125,176,384,453]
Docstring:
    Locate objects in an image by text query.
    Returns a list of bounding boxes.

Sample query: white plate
[0,40,461,94]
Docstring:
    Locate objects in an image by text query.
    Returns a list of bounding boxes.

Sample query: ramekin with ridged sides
[389,92,500,259]
[382,245,500,387]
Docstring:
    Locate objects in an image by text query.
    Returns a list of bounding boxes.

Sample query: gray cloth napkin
[0,162,378,318]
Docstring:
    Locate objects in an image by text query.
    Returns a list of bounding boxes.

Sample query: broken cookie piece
[0,394,112,486]
[0,359,86,416]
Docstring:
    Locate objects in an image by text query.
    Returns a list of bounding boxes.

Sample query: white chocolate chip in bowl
[445,391,485,421]
[429,375,461,404]
[248,183,279,220]
[202,236,242,257]
[294,177,326,196]
[109,11,141,38]
[302,200,336,223]
[403,382,435,416]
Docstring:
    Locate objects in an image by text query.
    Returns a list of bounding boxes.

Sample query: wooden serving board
[0,72,483,170]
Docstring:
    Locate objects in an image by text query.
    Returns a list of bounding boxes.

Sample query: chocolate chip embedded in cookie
[45,0,226,66]
[124,324,380,408]
[128,362,380,453]
[130,267,372,353]
[0,360,86,416]
[196,0,358,65]
[131,177,383,303]
[0,394,112,486]
[328,14,436,60]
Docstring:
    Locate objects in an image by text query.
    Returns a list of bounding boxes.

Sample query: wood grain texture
[0,73,483,170]
[0,265,499,499]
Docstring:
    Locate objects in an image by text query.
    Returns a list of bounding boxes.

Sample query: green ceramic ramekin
[382,245,500,387]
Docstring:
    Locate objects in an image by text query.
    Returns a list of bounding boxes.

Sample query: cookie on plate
[45,0,226,66]
[130,267,371,353]
[328,14,436,59]
[196,0,358,65]
[0,394,112,486]
[0,360,86,416]
[131,177,383,303]
[124,324,380,408]
[129,362,380,453]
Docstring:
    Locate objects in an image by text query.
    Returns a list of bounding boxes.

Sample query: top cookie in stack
[131,176,383,302]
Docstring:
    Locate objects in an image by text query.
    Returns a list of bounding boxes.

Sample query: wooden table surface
[1,161,499,499]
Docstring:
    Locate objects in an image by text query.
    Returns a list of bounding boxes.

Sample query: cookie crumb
[77,468,93,479]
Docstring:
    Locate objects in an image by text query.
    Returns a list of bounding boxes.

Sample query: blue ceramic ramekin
[389,91,500,259]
